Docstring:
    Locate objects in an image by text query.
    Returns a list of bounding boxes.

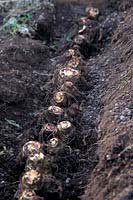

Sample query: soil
[0,0,132,200]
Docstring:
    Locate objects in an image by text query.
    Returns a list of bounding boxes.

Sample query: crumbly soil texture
[0,1,132,200]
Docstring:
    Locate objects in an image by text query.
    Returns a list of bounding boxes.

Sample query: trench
[29,3,101,200]
[0,1,128,200]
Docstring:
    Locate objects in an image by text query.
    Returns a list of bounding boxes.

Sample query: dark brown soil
[0,1,132,200]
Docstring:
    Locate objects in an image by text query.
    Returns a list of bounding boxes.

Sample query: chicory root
[59,68,80,82]
[21,170,42,191]
[53,91,66,106]
[47,137,63,154]
[39,123,57,141]
[18,190,43,200]
[22,141,42,159]
[26,152,45,171]
[47,105,64,122]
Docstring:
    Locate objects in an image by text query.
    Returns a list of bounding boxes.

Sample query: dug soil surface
[0,0,132,200]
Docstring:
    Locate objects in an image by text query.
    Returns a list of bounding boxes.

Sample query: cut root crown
[26,152,45,170]
[67,56,80,68]
[59,68,80,80]
[57,121,72,131]
[60,81,74,92]
[49,137,59,148]
[28,152,44,162]
[48,105,64,115]
[53,91,65,104]
[22,170,41,188]
[18,189,36,200]
[86,7,99,18]
[22,141,42,158]
[68,49,75,56]
[41,123,57,133]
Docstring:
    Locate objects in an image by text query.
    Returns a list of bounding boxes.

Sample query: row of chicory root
[16,48,82,200]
